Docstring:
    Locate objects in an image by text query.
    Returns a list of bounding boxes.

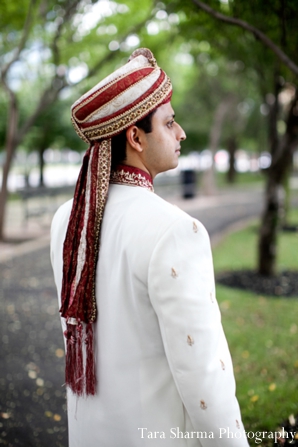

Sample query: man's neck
[121,160,153,178]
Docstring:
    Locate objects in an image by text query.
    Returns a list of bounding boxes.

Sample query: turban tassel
[60,140,111,395]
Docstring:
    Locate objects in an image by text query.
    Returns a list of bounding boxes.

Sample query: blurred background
[1,0,298,446]
[1,0,298,267]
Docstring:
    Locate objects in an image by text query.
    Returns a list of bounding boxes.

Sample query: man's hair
[111,109,156,170]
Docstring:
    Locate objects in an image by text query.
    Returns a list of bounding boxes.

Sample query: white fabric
[51,184,249,447]
[71,55,153,111]
[75,145,94,289]
[88,69,160,123]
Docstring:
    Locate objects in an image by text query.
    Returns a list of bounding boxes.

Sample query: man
[51,48,249,446]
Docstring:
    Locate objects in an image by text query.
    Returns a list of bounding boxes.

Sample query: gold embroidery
[193,221,198,233]
[220,359,225,370]
[110,169,154,192]
[171,268,178,278]
[187,335,194,346]
[90,139,111,322]
[200,400,207,410]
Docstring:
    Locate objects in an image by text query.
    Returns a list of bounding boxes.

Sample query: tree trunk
[226,136,237,183]
[258,175,280,275]
[0,92,18,241]
[281,157,292,226]
[39,146,46,187]
[258,78,280,276]
[258,85,298,275]
[202,96,234,195]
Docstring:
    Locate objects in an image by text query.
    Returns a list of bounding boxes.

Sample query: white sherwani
[51,183,249,447]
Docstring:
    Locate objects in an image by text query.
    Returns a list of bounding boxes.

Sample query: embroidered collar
[110,164,154,192]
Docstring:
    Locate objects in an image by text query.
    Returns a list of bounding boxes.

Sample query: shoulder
[51,199,73,230]
[105,185,208,251]
[107,183,191,228]
[147,192,209,240]
[134,189,210,253]
[151,209,211,259]
[137,188,195,226]
[51,199,73,247]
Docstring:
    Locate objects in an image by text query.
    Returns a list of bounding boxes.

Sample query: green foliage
[22,100,86,154]
[1,0,297,162]
[161,0,298,155]
[0,0,33,34]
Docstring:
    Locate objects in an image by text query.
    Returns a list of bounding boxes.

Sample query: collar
[110,164,154,192]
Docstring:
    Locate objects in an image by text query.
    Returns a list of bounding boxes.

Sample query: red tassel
[64,323,77,392]
[85,323,96,395]
[76,322,84,395]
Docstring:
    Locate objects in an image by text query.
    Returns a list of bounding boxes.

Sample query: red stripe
[79,71,167,130]
[74,68,154,122]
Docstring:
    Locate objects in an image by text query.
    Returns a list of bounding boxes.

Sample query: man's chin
[166,161,179,173]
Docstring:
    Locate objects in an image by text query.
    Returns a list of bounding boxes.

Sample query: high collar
[110,164,154,192]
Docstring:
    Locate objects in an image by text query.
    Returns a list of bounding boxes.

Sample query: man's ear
[125,125,145,153]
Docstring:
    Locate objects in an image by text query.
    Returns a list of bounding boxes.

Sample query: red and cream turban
[60,48,172,396]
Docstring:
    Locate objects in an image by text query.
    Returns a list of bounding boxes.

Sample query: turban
[60,48,172,395]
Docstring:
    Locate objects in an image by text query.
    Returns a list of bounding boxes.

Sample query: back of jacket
[50,183,249,447]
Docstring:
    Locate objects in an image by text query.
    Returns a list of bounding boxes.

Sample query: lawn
[215,170,265,189]
[213,209,298,445]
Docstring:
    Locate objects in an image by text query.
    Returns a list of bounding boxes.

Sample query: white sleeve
[148,216,248,446]
[50,200,73,335]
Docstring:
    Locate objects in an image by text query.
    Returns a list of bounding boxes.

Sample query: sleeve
[50,200,73,336]
[148,216,249,446]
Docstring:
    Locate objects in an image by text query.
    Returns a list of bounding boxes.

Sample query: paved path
[0,185,265,446]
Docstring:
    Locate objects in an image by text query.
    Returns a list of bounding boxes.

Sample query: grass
[214,210,298,273]
[213,209,298,445]
[215,170,265,189]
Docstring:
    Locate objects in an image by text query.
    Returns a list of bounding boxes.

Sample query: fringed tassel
[64,323,77,392]
[85,323,96,395]
[76,322,84,395]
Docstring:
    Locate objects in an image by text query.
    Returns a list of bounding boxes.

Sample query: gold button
[171,268,178,278]
[187,335,194,346]
[200,400,207,410]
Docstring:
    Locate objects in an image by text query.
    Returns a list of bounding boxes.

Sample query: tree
[164,0,298,275]
[155,0,266,195]
[0,0,157,240]
[192,0,298,77]
[22,99,86,186]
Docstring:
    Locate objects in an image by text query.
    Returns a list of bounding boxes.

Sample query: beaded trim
[110,164,154,192]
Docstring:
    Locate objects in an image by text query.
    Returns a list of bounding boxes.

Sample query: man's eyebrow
[165,114,175,119]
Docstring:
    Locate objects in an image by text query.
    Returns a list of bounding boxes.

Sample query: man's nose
[178,124,186,141]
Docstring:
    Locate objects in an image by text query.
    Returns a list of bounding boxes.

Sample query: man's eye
[167,120,175,128]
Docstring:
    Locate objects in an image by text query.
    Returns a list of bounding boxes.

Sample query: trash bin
[181,169,196,199]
